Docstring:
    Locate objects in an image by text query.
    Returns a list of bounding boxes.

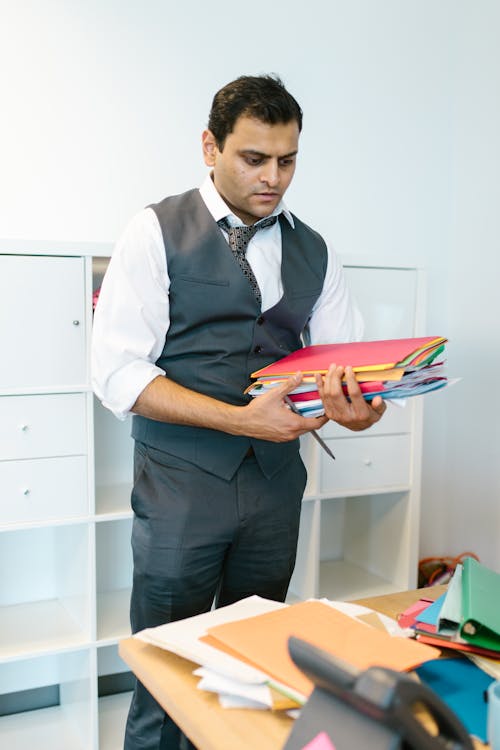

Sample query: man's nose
[260,160,279,187]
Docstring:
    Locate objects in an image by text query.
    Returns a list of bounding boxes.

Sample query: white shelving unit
[0,241,425,747]
[0,241,133,750]
[290,262,425,601]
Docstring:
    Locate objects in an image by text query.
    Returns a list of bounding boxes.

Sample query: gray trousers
[124,442,307,750]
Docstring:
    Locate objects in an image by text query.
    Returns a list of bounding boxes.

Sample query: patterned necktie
[217,215,278,305]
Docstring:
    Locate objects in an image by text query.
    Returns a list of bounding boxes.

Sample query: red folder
[416,634,500,660]
[287,381,385,402]
[251,337,447,378]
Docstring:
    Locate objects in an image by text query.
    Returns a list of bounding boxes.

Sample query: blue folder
[415,657,493,742]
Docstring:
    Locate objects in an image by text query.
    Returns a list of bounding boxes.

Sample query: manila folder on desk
[460,557,500,651]
[202,600,440,699]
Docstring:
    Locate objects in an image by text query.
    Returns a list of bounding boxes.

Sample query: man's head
[207,74,302,151]
[202,74,303,225]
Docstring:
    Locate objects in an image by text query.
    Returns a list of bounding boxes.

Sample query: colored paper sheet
[397,598,435,628]
[415,657,494,742]
[363,378,447,402]
[202,600,440,699]
[289,390,322,403]
[251,337,447,378]
[415,593,446,626]
[253,367,406,385]
[399,343,446,367]
[301,731,336,750]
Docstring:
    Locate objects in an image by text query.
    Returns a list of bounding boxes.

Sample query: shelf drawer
[0,394,87,461]
[321,403,411,439]
[320,435,411,493]
[0,456,88,524]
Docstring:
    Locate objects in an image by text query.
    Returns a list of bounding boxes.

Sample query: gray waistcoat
[132,189,328,480]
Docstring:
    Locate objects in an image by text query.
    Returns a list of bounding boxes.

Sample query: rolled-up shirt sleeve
[306,242,364,345]
[91,208,170,420]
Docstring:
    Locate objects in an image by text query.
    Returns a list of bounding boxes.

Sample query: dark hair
[207,74,303,149]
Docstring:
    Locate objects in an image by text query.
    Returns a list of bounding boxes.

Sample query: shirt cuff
[93,361,165,421]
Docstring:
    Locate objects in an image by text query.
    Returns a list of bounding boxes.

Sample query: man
[92,74,385,750]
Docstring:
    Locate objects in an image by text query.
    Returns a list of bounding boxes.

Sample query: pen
[284,396,335,461]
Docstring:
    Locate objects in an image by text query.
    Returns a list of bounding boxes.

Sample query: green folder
[460,557,500,651]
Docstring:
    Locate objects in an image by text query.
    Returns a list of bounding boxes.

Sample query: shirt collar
[199,172,295,228]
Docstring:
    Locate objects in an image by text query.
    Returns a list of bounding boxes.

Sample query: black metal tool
[283,636,474,750]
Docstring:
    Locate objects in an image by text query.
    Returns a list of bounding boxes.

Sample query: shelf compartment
[0,600,90,660]
[290,491,417,601]
[318,560,401,601]
[0,526,91,658]
[342,265,418,341]
[0,649,93,750]
[96,590,132,643]
[288,497,321,600]
[95,484,133,519]
[96,520,133,641]
[99,692,132,750]
[93,399,133,492]
[97,643,133,749]
[93,396,133,517]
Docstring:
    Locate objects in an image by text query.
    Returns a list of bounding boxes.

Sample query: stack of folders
[399,557,500,676]
[136,596,440,710]
[246,336,449,417]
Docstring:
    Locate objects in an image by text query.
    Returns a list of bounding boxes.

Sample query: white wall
[1,0,499,569]
[424,1,500,569]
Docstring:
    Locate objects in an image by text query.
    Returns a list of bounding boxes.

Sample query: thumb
[274,371,303,399]
[371,395,387,415]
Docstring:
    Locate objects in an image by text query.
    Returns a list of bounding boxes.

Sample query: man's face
[202,115,299,225]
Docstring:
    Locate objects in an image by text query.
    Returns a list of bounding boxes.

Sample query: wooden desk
[119,586,487,750]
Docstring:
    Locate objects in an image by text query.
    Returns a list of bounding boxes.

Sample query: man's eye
[279,158,295,167]
[245,156,263,166]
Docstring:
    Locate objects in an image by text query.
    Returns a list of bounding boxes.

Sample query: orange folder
[251,336,447,379]
[202,600,440,699]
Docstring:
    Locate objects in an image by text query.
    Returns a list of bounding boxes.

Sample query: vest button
[254,345,263,354]
[256,316,265,325]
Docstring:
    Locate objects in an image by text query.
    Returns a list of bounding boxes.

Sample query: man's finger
[371,395,387,415]
[343,365,363,397]
[275,371,303,397]
[319,363,345,396]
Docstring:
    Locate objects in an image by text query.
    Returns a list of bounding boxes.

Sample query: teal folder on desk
[459,557,500,651]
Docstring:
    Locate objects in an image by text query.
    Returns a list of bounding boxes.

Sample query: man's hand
[242,373,327,442]
[132,372,325,440]
[315,364,386,431]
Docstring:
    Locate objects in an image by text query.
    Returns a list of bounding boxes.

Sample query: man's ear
[202,130,218,166]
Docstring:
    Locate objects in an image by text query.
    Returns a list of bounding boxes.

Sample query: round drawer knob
[20,424,29,432]
[73,320,80,326]
[22,488,31,496]
[363,458,373,467]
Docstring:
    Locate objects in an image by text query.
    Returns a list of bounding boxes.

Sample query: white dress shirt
[91,175,363,419]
